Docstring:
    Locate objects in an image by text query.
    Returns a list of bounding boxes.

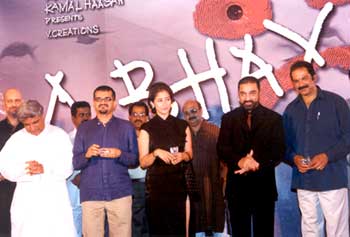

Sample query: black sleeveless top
[141,115,189,236]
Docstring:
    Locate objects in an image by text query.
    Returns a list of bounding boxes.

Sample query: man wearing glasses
[182,100,226,237]
[73,85,139,237]
[128,101,149,237]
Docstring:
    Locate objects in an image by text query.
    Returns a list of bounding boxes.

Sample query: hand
[85,144,100,158]
[309,153,328,171]
[171,152,186,165]
[99,148,121,159]
[153,149,176,164]
[25,160,44,175]
[293,155,310,173]
[235,150,259,175]
[72,174,81,187]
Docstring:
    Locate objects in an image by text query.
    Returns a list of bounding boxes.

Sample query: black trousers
[228,197,275,237]
[132,180,149,237]
[0,181,16,236]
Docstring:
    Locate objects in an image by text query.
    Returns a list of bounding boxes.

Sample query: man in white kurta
[0,100,75,237]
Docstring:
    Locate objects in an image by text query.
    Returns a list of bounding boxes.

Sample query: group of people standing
[0,60,349,237]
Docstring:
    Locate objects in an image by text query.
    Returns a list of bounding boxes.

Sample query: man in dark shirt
[217,76,285,237]
[128,101,149,237]
[0,88,23,237]
[283,61,350,236]
[182,99,225,237]
[73,85,139,237]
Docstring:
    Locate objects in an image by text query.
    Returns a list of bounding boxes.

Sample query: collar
[240,103,263,117]
[296,86,324,104]
[95,116,116,126]
[4,117,23,130]
[192,119,205,136]
[154,114,173,122]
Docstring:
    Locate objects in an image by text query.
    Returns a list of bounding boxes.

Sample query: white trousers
[297,188,349,237]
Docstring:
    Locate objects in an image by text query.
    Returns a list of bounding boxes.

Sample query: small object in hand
[170,146,179,154]
[302,156,311,165]
[99,148,109,156]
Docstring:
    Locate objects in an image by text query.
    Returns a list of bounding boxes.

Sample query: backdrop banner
[1,1,350,236]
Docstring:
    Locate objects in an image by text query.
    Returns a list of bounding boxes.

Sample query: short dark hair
[289,61,315,79]
[71,101,91,117]
[238,76,260,90]
[148,82,174,113]
[93,85,116,100]
[128,101,149,116]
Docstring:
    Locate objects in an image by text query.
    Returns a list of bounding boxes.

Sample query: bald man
[182,100,225,237]
[0,88,23,237]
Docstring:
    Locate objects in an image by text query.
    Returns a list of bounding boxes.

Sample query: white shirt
[0,125,76,237]
[128,166,146,180]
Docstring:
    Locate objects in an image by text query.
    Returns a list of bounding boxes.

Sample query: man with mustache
[217,76,285,237]
[68,101,91,237]
[182,100,225,237]
[0,88,23,237]
[128,101,149,237]
[73,85,139,237]
[284,60,350,236]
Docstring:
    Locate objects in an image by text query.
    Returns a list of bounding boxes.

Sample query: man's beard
[187,116,201,127]
[241,100,258,112]
[7,107,19,118]
[98,104,108,114]
[98,109,108,114]
[133,120,143,129]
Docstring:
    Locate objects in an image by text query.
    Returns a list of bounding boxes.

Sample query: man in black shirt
[0,88,23,237]
[217,77,285,237]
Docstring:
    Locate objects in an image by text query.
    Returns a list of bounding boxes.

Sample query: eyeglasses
[131,112,147,117]
[184,108,198,116]
[94,97,113,102]
[76,112,91,118]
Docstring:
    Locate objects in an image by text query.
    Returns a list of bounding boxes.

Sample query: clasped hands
[86,144,121,159]
[154,149,184,165]
[25,160,44,175]
[294,153,328,173]
[235,150,259,175]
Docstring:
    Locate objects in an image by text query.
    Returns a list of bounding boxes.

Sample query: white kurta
[0,124,76,237]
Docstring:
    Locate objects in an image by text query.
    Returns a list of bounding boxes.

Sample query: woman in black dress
[138,82,193,237]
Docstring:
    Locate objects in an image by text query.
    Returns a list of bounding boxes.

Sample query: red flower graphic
[305,0,349,9]
[193,0,272,40]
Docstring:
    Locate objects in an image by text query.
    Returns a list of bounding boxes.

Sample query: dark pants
[132,180,149,237]
[0,234,11,237]
[0,181,16,237]
[228,197,275,237]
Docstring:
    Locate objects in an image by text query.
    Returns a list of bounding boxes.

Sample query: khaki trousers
[82,195,132,237]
